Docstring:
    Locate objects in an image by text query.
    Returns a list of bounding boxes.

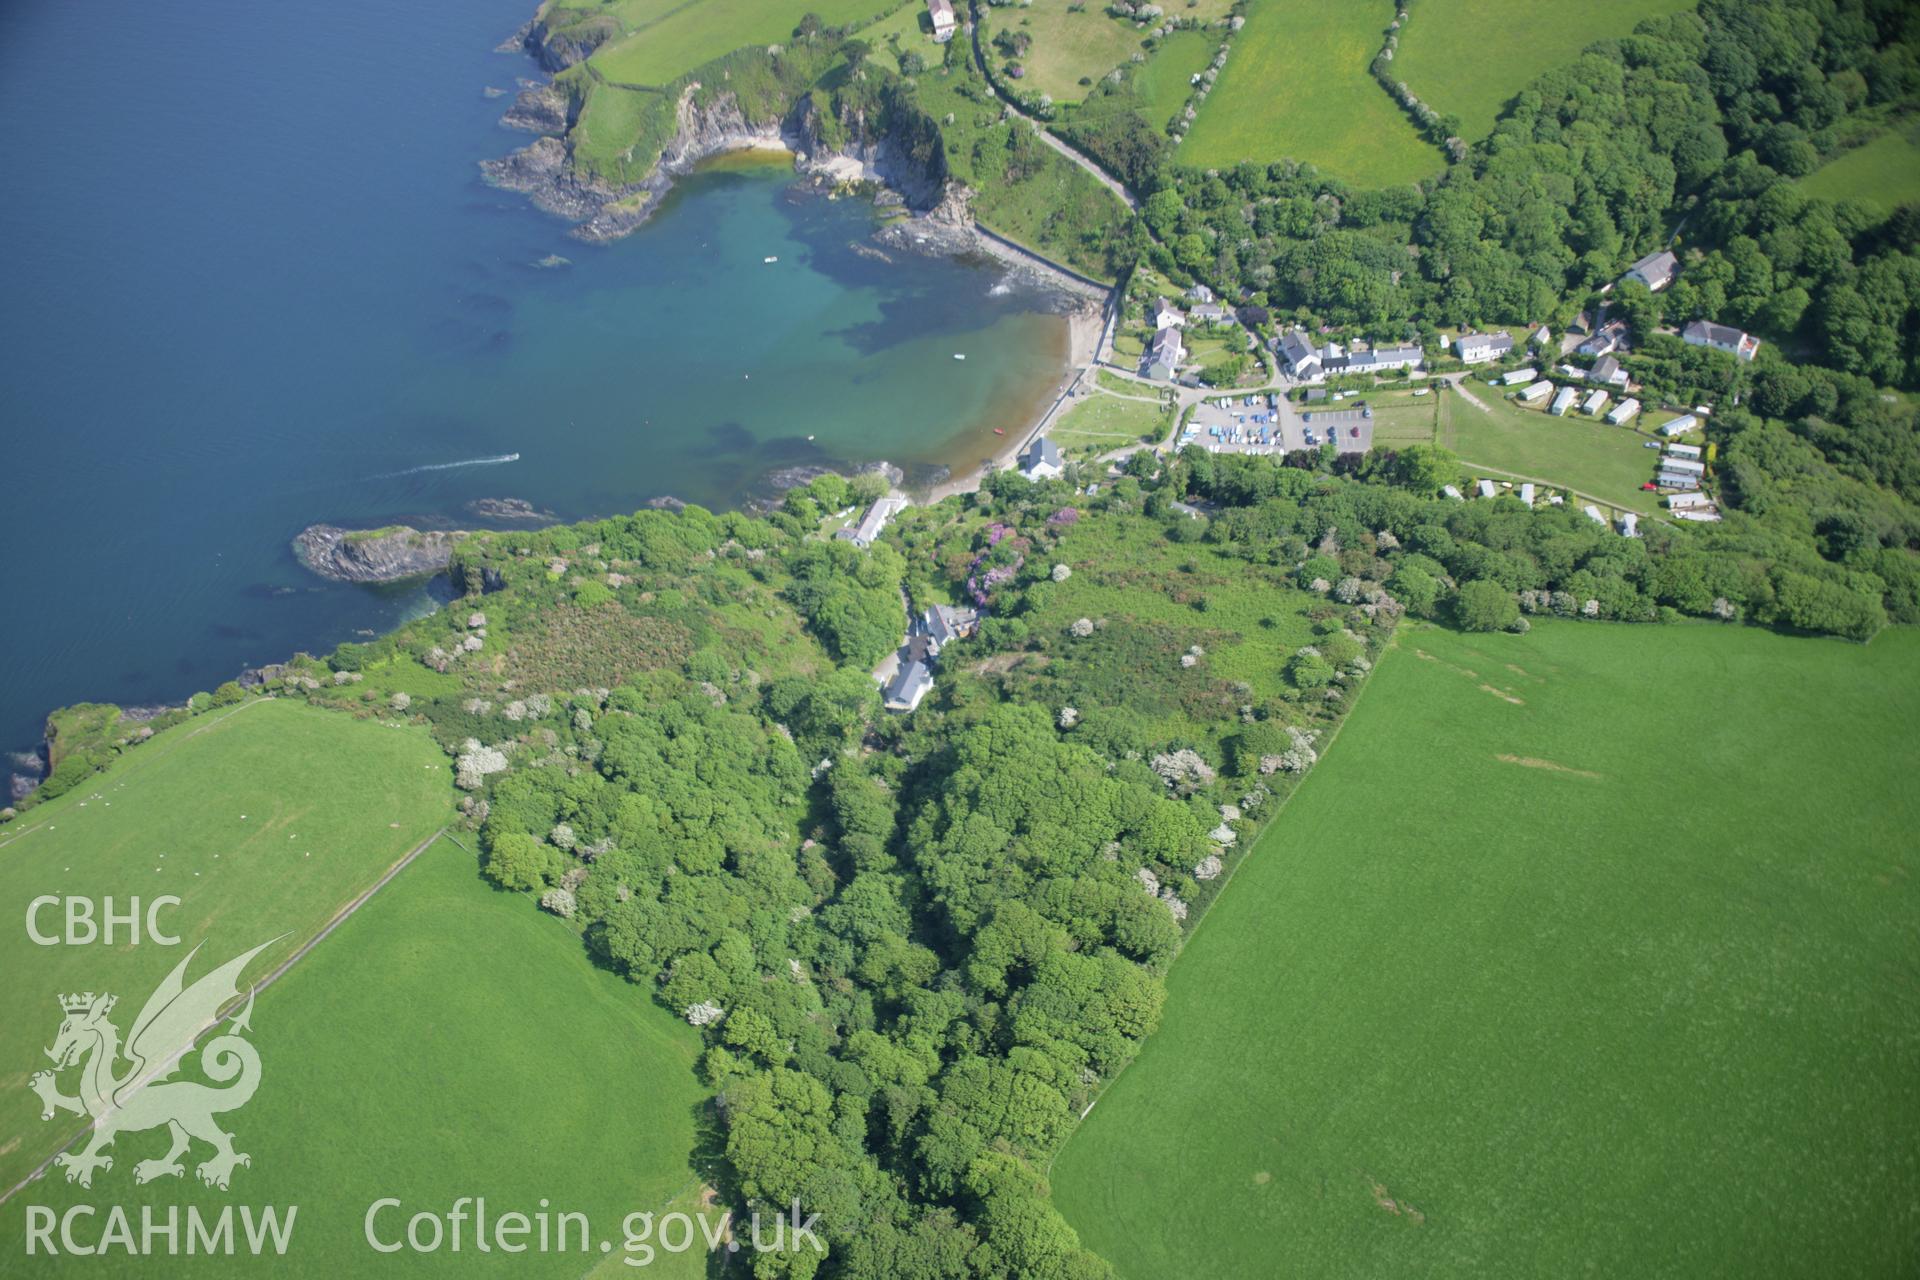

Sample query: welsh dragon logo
[30,939,279,1191]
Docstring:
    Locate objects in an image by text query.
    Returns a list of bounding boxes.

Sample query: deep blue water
[0,0,1068,763]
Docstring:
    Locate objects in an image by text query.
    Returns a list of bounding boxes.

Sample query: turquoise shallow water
[0,0,1069,760]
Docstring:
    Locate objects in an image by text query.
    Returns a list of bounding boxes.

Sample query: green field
[1128,29,1220,130]
[1392,0,1695,140]
[1050,389,1171,456]
[3,838,710,1277]
[1798,121,1920,214]
[589,0,901,86]
[988,1,1148,105]
[1181,0,1441,187]
[1055,620,1920,1277]
[1440,387,1661,513]
[0,699,454,1193]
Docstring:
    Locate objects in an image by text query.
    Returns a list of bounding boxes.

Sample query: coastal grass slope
[4,838,709,1277]
[0,699,455,1194]
[1052,621,1920,1278]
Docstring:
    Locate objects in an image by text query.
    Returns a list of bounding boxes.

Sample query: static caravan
[1657,471,1701,490]
[1664,442,1702,460]
[1476,479,1497,499]
[1582,389,1610,415]
[1606,397,1641,425]
[1550,385,1578,416]
[1519,379,1554,404]
[1502,367,1538,386]
[1658,414,1698,437]
[1662,457,1706,476]
[1518,483,1536,507]
[1582,504,1608,525]
[1667,491,1713,509]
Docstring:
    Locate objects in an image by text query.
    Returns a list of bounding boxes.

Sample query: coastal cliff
[484,80,949,244]
[292,524,466,584]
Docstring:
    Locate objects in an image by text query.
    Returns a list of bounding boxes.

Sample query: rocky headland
[292,524,467,584]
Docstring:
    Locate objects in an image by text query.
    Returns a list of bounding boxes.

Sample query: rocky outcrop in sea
[292,524,466,584]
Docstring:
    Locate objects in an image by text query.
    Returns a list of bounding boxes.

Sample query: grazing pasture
[1181,0,1440,187]
[1054,621,1920,1278]
[3,839,710,1278]
[1391,0,1695,140]
[1797,120,1920,214]
[987,1,1147,105]
[0,699,453,1194]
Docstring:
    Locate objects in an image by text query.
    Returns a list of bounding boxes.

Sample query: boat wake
[371,452,520,479]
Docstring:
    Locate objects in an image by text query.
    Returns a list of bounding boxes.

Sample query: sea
[0,0,1072,767]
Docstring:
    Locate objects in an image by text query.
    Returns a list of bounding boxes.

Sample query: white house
[1455,330,1515,365]
[1275,329,1321,379]
[1606,397,1641,425]
[1332,342,1424,374]
[1682,319,1761,362]
[884,659,934,712]
[1518,483,1536,507]
[1664,441,1702,460]
[1582,504,1607,525]
[1019,435,1064,480]
[1550,385,1578,416]
[1657,414,1699,437]
[1151,296,1186,329]
[1519,379,1554,404]
[1667,490,1713,510]
[1501,367,1538,386]
[1477,479,1497,499]
[1578,320,1628,358]
[927,0,957,42]
[836,495,907,548]
[1622,249,1678,292]
[1582,388,1610,415]
[1144,325,1185,382]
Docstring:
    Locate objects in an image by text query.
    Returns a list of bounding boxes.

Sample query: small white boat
[764,255,779,264]
[953,353,966,361]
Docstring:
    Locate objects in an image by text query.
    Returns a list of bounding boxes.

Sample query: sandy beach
[918,300,1107,505]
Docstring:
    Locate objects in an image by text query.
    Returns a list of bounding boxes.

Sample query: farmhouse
[1582,388,1610,415]
[835,495,907,549]
[1682,319,1761,362]
[1144,325,1185,382]
[927,0,957,42]
[1665,441,1702,460]
[1519,379,1554,404]
[1550,385,1578,415]
[1151,296,1187,329]
[1455,330,1515,365]
[1020,435,1064,480]
[1606,397,1642,425]
[1622,249,1679,292]
[1658,414,1699,437]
